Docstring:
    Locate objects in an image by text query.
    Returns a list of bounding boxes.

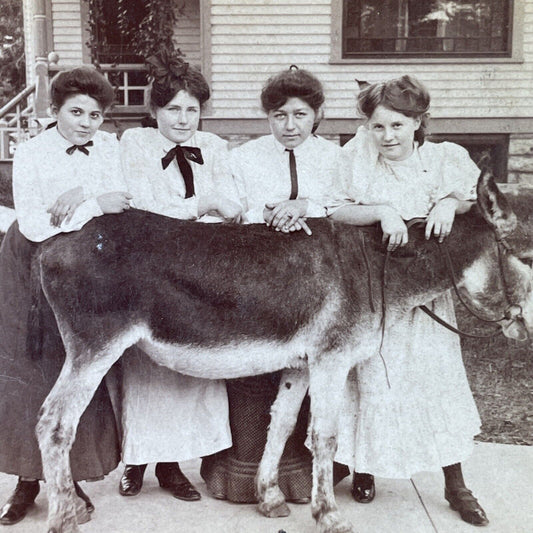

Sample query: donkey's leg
[256,368,309,518]
[37,334,133,533]
[308,356,355,533]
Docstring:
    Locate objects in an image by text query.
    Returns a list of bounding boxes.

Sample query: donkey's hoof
[48,523,81,533]
[318,511,355,533]
[257,500,291,518]
[75,497,91,525]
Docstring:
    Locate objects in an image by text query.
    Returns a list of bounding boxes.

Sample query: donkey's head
[459,171,533,341]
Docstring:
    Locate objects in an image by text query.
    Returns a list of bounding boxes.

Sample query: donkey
[34,172,533,533]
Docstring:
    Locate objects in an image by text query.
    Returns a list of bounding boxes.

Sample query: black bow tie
[161,145,204,199]
[161,145,203,169]
[66,141,93,155]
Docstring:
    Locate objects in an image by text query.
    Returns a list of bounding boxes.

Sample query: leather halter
[418,230,526,339]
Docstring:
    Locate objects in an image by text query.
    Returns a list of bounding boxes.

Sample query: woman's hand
[264,200,311,235]
[380,206,408,251]
[97,191,133,214]
[47,186,85,227]
[425,197,459,242]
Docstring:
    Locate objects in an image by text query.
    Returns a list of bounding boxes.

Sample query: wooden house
[3,0,533,183]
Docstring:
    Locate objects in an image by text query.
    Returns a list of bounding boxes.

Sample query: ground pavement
[0,442,531,533]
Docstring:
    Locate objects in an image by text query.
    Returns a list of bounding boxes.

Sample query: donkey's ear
[476,169,517,239]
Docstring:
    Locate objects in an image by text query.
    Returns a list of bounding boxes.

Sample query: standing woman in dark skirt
[201,66,350,503]
[0,67,130,525]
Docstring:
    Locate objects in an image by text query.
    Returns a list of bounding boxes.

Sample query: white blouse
[232,134,351,223]
[342,126,479,219]
[120,128,240,221]
[13,127,126,242]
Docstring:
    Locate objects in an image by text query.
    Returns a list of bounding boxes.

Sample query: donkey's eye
[519,257,533,268]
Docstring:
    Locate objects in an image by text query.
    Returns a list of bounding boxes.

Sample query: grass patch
[459,304,533,446]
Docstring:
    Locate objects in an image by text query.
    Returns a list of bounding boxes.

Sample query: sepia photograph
[0,1,531,532]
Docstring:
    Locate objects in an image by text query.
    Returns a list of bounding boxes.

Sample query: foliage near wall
[0,0,25,106]
[84,0,182,64]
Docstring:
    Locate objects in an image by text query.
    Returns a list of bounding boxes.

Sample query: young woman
[200,66,350,503]
[331,75,488,526]
[117,50,241,501]
[0,66,130,525]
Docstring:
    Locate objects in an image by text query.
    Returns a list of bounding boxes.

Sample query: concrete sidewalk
[0,442,531,533]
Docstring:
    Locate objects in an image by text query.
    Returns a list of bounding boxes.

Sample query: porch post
[33,0,50,118]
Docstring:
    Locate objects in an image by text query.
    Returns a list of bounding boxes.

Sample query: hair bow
[146,49,189,83]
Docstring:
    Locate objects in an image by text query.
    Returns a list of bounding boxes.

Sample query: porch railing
[0,84,38,161]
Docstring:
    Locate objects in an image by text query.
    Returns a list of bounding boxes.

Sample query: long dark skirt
[201,373,349,502]
[0,223,120,480]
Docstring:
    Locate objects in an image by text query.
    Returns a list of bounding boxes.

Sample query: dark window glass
[92,0,147,64]
[343,0,512,58]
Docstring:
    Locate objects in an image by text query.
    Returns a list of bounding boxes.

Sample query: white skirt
[121,347,232,464]
[336,291,481,478]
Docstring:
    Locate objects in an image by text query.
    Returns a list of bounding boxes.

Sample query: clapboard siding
[209,0,533,123]
[51,0,83,65]
[175,0,201,65]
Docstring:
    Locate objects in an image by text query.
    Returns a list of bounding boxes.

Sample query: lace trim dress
[335,127,482,477]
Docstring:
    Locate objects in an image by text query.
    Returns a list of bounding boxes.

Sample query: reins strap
[438,241,505,323]
[359,234,376,313]
[418,305,502,339]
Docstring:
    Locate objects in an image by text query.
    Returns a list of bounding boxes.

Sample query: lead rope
[379,250,392,389]
[359,232,391,388]
[418,304,502,339]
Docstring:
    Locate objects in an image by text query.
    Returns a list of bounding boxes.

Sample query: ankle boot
[119,464,147,496]
[351,472,375,503]
[0,479,40,525]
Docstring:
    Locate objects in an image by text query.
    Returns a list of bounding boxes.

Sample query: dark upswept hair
[50,67,115,111]
[146,50,210,109]
[357,75,430,145]
[260,65,325,113]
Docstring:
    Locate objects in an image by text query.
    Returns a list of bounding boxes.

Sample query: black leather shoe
[351,472,375,504]
[156,462,201,502]
[74,482,94,513]
[0,479,40,525]
[445,487,489,526]
[119,464,147,497]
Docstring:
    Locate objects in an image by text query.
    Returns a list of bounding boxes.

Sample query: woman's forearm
[330,203,394,226]
[455,200,475,214]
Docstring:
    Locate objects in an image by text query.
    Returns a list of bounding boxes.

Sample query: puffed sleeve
[231,145,265,224]
[208,136,241,203]
[13,141,104,242]
[120,128,199,220]
[326,144,359,215]
[341,126,376,204]
[435,142,479,202]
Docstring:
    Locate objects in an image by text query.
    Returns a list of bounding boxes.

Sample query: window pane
[343,0,512,57]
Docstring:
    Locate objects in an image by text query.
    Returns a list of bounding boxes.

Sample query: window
[339,0,513,59]
[90,0,147,64]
